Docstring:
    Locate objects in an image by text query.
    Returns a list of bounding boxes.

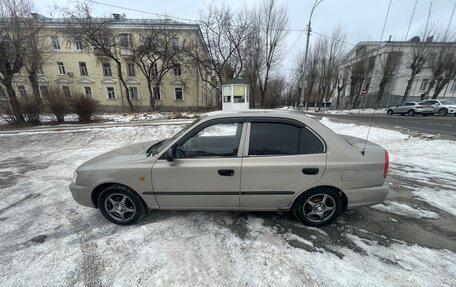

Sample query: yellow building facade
[7,15,215,111]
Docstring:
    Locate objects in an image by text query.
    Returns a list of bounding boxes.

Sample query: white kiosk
[222,78,250,111]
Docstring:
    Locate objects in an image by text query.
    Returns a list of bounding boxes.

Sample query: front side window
[107,87,116,99]
[57,62,66,75]
[51,36,60,50]
[249,122,324,156]
[175,87,183,101]
[127,63,136,77]
[175,122,243,159]
[102,62,112,76]
[79,62,88,76]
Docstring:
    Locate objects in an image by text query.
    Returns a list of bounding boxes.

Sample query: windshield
[440,100,455,105]
[150,117,202,156]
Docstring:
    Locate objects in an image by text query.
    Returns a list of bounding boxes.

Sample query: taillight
[384,150,389,178]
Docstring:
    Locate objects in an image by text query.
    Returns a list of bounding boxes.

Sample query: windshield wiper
[146,139,166,157]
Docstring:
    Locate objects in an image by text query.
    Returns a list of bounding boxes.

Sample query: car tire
[292,188,344,227]
[438,109,448,116]
[387,109,393,115]
[98,185,147,225]
[407,110,415,116]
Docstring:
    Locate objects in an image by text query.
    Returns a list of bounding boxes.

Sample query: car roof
[202,109,304,119]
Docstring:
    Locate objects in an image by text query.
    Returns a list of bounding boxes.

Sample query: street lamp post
[298,0,323,112]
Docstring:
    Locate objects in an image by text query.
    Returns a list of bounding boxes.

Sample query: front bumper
[345,184,389,209]
[69,182,95,208]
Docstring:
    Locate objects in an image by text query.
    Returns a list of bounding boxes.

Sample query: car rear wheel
[98,185,147,225]
[438,109,448,116]
[387,109,393,115]
[292,188,343,227]
[407,110,415,116]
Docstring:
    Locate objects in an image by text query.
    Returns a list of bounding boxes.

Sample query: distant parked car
[386,102,433,116]
[419,99,456,116]
[70,110,389,227]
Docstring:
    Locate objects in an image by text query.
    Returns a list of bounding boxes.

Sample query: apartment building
[335,39,456,109]
[2,14,215,111]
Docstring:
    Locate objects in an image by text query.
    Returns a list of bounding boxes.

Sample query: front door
[240,121,326,209]
[152,120,245,208]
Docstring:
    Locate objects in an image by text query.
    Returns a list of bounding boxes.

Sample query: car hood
[78,140,159,170]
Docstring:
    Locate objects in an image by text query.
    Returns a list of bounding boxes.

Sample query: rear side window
[249,122,324,156]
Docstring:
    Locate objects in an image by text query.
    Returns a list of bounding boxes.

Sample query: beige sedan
[69,110,389,227]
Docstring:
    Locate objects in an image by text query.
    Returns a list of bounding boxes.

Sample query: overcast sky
[34,0,456,76]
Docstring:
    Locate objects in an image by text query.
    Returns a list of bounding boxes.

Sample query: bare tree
[335,68,348,110]
[0,0,36,123]
[23,14,52,110]
[185,4,251,107]
[375,50,401,105]
[421,42,456,100]
[255,0,288,108]
[61,3,134,110]
[132,29,185,110]
[349,50,375,109]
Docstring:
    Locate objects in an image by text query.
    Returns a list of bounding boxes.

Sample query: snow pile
[372,201,440,219]
[412,188,456,216]
[96,112,166,123]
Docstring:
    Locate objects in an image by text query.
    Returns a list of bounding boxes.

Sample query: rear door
[239,119,327,209]
[152,118,246,208]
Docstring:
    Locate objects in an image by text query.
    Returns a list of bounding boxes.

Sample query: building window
[151,63,158,78]
[153,87,161,100]
[102,62,112,77]
[37,65,44,75]
[451,81,456,92]
[127,63,136,77]
[75,37,83,50]
[57,62,66,75]
[129,87,139,100]
[419,79,429,91]
[173,63,181,76]
[51,36,60,50]
[62,86,71,98]
[38,85,48,98]
[79,62,88,76]
[84,86,92,98]
[172,37,179,50]
[17,85,27,97]
[119,33,133,49]
[106,87,116,99]
[175,87,183,101]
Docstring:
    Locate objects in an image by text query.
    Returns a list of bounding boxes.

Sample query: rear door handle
[302,168,319,175]
[218,169,235,176]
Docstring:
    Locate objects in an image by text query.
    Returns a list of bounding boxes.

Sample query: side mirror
[165,147,175,162]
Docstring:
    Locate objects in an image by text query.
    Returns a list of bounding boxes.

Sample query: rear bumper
[345,184,388,209]
[69,182,95,208]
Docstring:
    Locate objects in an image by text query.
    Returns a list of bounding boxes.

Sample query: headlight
[73,171,79,183]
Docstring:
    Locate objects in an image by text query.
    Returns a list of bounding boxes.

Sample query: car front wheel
[387,109,393,115]
[438,109,448,116]
[292,188,343,227]
[98,185,147,225]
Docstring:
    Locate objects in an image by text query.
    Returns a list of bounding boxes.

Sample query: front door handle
[302,168,319,175]
[218,169,235,176]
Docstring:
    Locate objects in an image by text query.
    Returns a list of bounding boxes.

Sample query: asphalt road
[313,112,456,140]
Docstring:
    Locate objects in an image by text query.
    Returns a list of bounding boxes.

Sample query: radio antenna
[362,0,392,155]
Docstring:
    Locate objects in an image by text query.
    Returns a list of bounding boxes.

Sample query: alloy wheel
[104,193,137,222]
[302,193,337,223]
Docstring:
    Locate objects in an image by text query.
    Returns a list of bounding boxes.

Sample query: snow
[0,116,455,286]
[372,201,440,219]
